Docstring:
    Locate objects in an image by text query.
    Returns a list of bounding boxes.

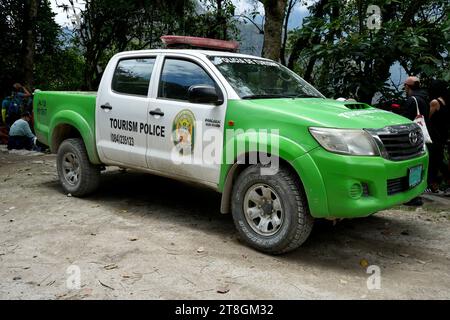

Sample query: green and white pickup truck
[34,49,428,254]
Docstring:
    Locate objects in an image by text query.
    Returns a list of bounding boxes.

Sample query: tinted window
[158,59,216,101]
[112,58,155,96]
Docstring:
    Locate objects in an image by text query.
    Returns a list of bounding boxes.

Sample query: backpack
[8,99,20,116]
[10,92,25,113]
[5,95,22,126]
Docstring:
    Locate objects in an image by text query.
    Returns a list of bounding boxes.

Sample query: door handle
[149,109,164,117]
[100,104,113,110]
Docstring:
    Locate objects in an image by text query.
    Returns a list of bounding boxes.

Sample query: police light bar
[160,35,239,52]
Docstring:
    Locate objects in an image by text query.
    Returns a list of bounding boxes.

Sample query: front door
[146,55,227,185]
[96,56,156,168]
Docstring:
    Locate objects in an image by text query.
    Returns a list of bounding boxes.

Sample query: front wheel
[56,138,100,197]
[231,164,313,254]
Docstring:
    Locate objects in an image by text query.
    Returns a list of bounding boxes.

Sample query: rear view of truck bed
[33,91,97,158]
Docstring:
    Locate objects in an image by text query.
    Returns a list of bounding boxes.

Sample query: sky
[50,0,84,27]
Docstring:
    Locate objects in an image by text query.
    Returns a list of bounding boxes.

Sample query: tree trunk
[280,0,296,66]
[216,0,228,40]
[261,0,288,62]
[303,57,317,82]
[23,0,38,87]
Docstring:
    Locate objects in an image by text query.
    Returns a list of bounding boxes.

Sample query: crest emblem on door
[172,109,196,155]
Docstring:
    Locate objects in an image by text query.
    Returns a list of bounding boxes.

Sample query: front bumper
[291,148,429,218]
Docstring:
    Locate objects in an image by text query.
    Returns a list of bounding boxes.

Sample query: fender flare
[49,110,101,164]
[219,132,313,214]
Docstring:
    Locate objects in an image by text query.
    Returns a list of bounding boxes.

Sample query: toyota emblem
[409,131,419,145]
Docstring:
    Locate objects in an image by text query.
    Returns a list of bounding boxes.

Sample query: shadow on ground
[41,168,447,272]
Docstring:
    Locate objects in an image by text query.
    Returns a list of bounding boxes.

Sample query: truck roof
[113,49,270,61]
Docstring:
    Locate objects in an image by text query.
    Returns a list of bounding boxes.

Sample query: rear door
[96,56,157,168]
[146,54,227,185]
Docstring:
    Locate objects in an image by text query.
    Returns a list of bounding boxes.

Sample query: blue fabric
[1,97,10,110]
[7,135,34,150]
[14,92,26,105]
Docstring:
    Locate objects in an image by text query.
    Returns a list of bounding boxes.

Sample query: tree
[59,0,186,89]
[191,0,238,40]
[280,0,299,65]
[287,0,449,103]
[22,0,38,87]
[287,0,328,70]
[261,0,288,61]
[0,0,60,96]
[61,0,239,90]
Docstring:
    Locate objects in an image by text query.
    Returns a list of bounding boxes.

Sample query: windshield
[209,56,325,99]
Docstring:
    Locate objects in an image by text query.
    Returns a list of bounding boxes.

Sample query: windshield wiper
[242,93,321,99]
[288,93,321,98]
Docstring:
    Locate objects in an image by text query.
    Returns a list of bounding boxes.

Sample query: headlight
[309,127,380,156]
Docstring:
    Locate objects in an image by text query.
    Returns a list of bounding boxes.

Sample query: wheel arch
[50,110,101,164]
[219,153,307,214]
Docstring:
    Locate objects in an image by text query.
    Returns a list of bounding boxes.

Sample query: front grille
[369,124,425,161]
[387,177,408,196]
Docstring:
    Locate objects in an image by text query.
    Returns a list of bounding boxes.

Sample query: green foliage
[0,0,60,95]
[184,0,239,41]
[1,0,241,94]
[0,0,85,95]
[35,47,85,90]
[63,0,240,89]
[0,0,22,95]
[288,0,449,103]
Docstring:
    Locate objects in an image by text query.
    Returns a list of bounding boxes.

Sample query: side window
[112,58,155,96]
[158,58,216,101]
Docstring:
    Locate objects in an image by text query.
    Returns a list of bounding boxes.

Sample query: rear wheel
[57,138,100,197]
[231,164,313,254]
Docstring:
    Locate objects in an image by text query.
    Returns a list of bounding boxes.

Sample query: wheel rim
[62,152,80,186]
[243,183,284,236]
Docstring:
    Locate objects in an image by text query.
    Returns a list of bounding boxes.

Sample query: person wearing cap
[7,111,37,150]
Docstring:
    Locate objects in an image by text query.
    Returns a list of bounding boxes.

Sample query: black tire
[231,164,313,254]
[56,138,100,197]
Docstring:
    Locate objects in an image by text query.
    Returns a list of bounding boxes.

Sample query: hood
[235,98,413,130]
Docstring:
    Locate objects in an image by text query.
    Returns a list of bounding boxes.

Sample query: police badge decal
[172,109,196,155]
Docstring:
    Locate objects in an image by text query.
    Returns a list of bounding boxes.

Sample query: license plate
[408,165,423,188]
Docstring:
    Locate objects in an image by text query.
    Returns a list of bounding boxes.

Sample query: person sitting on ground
[7,112,37,151]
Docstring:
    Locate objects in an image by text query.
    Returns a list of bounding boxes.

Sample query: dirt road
[1,148,449,299]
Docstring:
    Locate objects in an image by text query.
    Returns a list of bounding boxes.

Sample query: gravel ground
[0,148,449,300]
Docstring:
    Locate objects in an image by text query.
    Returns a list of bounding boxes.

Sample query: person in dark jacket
[401,76,430,206]
[427,80,449,193]
[402,76,430,121]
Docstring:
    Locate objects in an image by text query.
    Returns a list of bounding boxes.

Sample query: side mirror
[188,85,224,105]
